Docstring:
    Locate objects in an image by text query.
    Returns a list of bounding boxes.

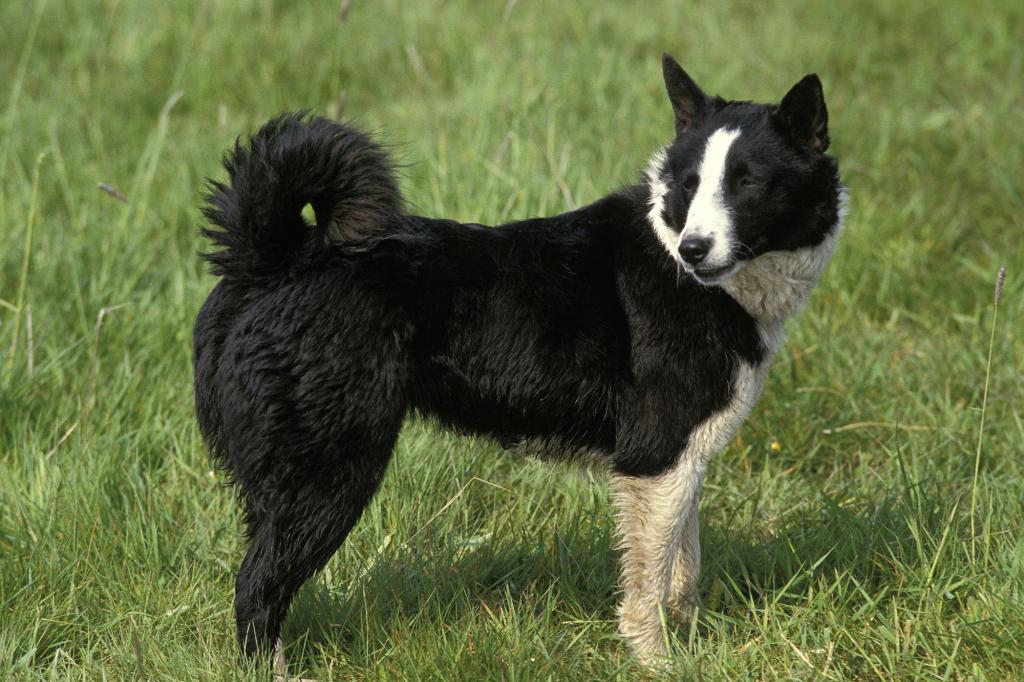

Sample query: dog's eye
[681,175,699,192]
[738,174,757,189]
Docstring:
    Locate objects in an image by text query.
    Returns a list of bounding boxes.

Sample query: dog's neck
[722,228,840,325]
[723,191,847,332]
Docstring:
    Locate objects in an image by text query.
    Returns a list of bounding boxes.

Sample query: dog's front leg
[610,455,705,664]
[670,496,701,620]
[610,475,657,652]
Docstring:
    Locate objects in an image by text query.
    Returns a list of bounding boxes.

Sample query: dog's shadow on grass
[283,516,622,663]
[697,489,929,619]
[283,487,928,665]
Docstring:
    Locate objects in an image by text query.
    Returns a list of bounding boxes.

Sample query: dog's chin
[686,261,742,286]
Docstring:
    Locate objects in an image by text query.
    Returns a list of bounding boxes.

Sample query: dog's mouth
[689,261,740,286]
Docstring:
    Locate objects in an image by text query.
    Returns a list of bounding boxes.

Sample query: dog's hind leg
[233,446,396,660]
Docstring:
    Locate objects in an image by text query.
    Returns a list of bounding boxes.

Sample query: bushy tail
[201,114,402,280]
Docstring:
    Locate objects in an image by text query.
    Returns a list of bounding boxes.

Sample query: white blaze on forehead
[682,127,741,266]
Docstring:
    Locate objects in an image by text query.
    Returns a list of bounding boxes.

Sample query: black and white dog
[194,54,845,663]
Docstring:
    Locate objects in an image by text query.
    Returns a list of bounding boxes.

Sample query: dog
[193,53,845,664]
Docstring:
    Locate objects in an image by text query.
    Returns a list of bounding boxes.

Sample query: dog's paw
[618,602,670,666]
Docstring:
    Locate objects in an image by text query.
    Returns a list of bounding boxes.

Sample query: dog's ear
[777,74,829,152]
[662,53,709,137]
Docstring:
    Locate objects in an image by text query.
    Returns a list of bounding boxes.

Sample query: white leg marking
[612,473,686,664]
[272,638,318,682]
[670,498,700,617]
[272,638,287,680]
[612,362,768,662]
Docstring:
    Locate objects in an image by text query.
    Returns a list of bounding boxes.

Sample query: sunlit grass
[1,0,1021,679]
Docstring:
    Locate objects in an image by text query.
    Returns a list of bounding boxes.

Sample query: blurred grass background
[1,0,1022,679]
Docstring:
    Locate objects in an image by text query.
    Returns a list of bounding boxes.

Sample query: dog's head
[646,54,842,286]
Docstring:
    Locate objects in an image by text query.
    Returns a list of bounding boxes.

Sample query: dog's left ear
[662,53,709,137]
[777,74,829,152]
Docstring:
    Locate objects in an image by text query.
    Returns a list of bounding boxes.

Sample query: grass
[1,0,1022,679]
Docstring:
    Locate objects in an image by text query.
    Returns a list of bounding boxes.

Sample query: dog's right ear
[777,74,829,152]
[662,53,709,137]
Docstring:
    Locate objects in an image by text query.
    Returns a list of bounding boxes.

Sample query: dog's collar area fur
[723,198,846,324]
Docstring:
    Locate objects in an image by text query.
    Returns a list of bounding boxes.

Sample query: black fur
[194,61,841,658]
[201,115,402,280]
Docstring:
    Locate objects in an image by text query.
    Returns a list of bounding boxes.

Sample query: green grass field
[2,1,1022,679]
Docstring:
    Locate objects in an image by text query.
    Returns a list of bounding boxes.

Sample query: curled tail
[201,114,402,280]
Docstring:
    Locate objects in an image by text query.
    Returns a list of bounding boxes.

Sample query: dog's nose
[679,237,712,265]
